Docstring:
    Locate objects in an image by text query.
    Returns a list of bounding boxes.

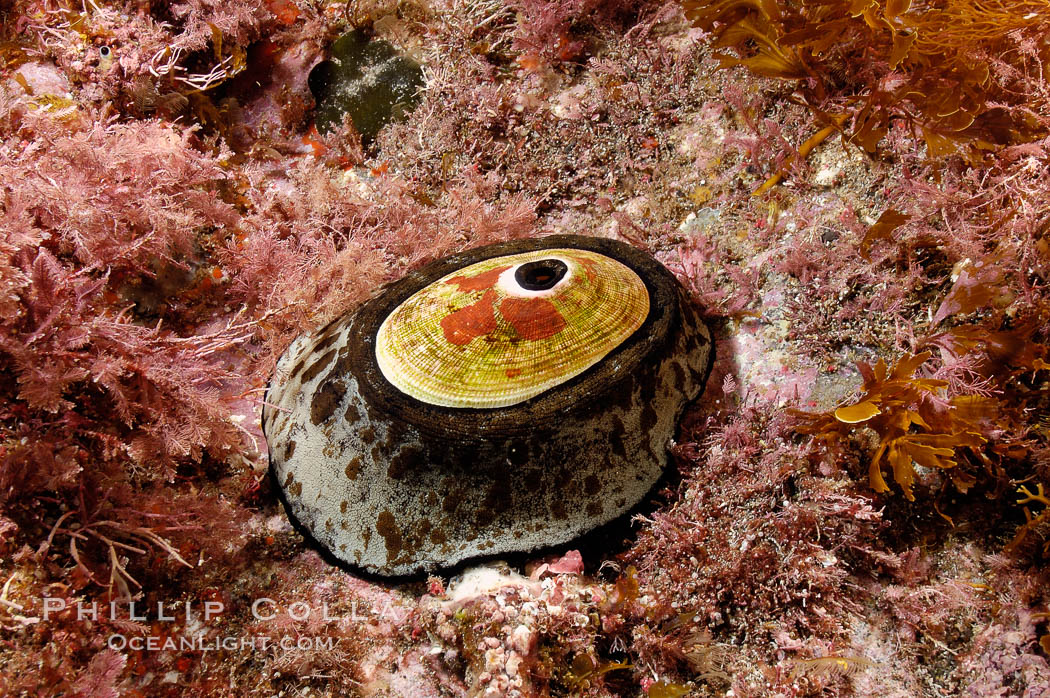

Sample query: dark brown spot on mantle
[523,469,543,492]
[345,457,361,480]
[383,418,406,448]
[641,403,658,432]
[376,511,402,561]
[310,378,345,425]
[475,507,495,527]
[313,326,342,353]
[482,479,512,515]
[551,499,567,520]
[300,349,336,384]
[443,486,464,514]
[609,416,626,458]
[671,360,685,388]
[388,444,424,480]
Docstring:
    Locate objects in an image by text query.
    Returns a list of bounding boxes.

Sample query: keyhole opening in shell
[515,259,568,291]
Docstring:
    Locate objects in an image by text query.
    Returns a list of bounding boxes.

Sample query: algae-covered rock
[309,29,424,144]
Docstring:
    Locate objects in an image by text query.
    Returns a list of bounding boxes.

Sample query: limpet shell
[262,235,713,577]
[375,248,649,408]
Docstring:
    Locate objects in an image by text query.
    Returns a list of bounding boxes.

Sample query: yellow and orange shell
[375,249,649,408]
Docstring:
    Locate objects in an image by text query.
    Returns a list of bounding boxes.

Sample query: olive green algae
[309,29,424,144]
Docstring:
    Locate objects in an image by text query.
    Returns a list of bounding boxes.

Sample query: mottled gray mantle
[263,235,713,576]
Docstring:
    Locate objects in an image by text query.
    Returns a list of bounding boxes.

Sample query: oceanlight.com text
[107,634,339,653]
